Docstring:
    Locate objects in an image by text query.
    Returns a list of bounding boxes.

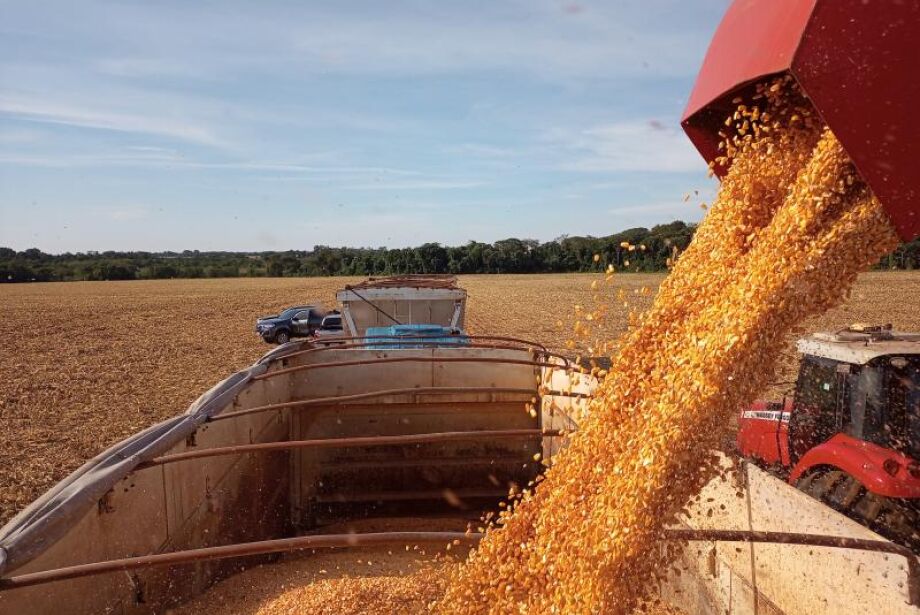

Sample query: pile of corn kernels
[435,78,900,614]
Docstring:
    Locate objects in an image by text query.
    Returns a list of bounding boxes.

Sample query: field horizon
[1,271,918,525]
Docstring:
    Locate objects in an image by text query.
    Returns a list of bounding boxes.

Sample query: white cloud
[0,93,224,147]
[0,127,44,144]
[0,1,728,252]
[125,145,176,154]
[0,151,421,181]
[212,163,418,175]
[277,3,706,80]
[5,2,713,82]
[556,120,705,173]
[342,179,485,191]
[442,143,516,158]
[293,208,495,250]
[94,58,207,80]
[608,202,696,215]
[92,205,150,221]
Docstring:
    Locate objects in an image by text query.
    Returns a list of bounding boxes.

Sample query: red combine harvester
[738,325,920,547]
[685,0,920,552]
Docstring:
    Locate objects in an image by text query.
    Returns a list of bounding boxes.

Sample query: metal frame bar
[136,429,558,470]
[0,532,482,591]
[314,488,510,504]
[321,455,527,472]
[3,527,915,599]
[449,300,463,329]
[252,356,582,382]
[341,303,358,337]
[277,340,571,366]
[341,284,402,325]
[209,386,540,423]
[665,528,920,606]
[273,333,549,356]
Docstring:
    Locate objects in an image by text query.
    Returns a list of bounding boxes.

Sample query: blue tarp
[364,324,469,349]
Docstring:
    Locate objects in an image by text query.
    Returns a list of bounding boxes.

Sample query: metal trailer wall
[661,455,918,615]
[0,343,590,614]
[540,364,595,460]
[0,346,297,614]
[336,287,466,336]
[285,347,547,527]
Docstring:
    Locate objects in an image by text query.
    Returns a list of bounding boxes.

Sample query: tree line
[2,220,918,283]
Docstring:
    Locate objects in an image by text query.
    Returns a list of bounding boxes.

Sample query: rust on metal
[348,274,460,290]
[315,332,549,349]
[209,386,539,423]
[5,526,914,599]
[278,340,568,365]
[664,528,920,606]
[0,531,484,592]
[252,355,582,382]
[136,429,559,469]
[314,488,511,504]
[270,333,549,356]
[321,455,526,472]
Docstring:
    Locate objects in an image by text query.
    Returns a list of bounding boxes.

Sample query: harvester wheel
[827,474,865,511]
[848,484,882,525]
[798,470,920,550]
[796,469,845,502]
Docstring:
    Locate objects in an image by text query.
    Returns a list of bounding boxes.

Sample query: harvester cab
[738,326,920,547]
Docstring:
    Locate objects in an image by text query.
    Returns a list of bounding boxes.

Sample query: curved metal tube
[0,531,483,591]
[278,340,571,366]
[252,356,582,382]
[665,528,919,606]
[3,527,914,600]
[270,334,549,357]
[209,386,538,423]
[136,428,558,469]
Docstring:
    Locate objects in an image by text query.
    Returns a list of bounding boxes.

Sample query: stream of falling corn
[191,79,901,615]
[435,78,900,614]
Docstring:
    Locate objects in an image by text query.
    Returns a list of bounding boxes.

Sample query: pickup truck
[313,313,344,340]
[255,306,331,344]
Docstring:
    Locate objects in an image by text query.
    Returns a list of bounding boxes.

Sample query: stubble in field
[0,272,917,525]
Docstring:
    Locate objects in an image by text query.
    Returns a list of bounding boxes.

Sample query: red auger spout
[683,0,920,240]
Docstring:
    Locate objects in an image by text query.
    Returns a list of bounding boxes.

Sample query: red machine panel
[737,400,790,467]
[683,0,920,240]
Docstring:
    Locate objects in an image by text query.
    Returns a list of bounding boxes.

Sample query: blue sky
[0,1,729,253]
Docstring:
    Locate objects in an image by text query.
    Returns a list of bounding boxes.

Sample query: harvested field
[1,271,918,526]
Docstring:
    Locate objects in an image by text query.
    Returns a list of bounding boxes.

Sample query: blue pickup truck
[255,306,337,344]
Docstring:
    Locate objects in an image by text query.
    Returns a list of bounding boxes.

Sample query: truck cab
[312,313,344,340]
[737,326,920,547]
[255,305,328,344]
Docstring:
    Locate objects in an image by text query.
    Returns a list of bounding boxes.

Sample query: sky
[0,0,730,253]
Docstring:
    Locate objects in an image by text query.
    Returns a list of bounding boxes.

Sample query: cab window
[886,357,919,458]
[845,364,883,440]
[796,356,839,415]
[790,356,841,460]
